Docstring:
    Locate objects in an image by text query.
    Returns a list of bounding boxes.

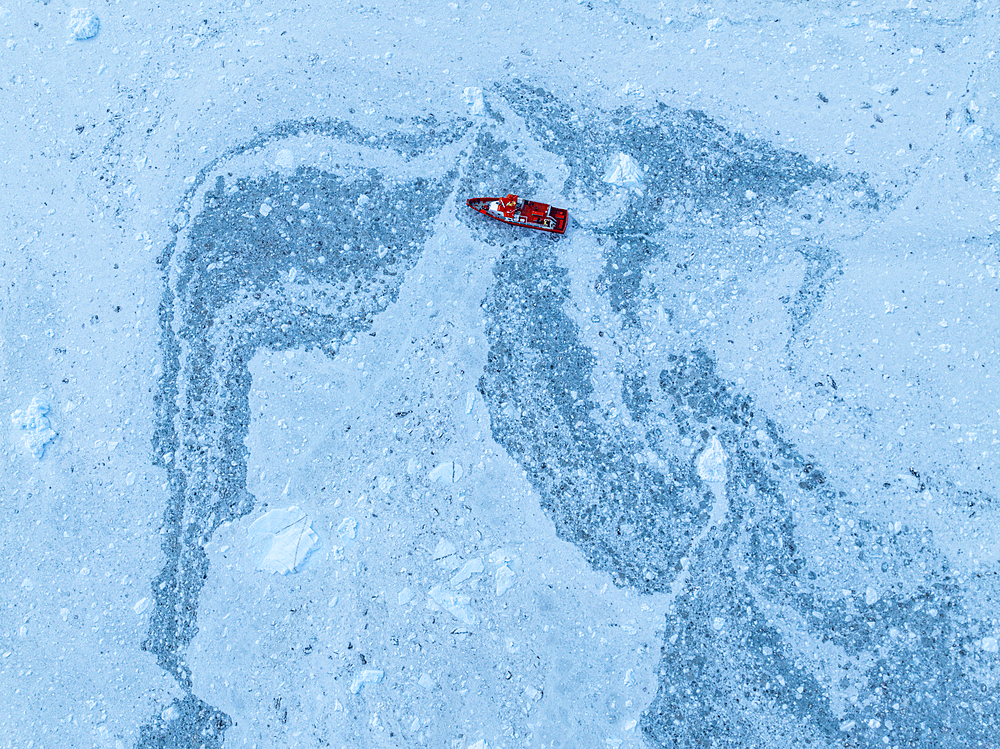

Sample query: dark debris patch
[143,118,454,748]
[479,243,701,594]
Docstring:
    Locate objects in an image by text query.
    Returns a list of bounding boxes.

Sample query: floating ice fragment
[495,564,516,596]
[259,203,272,217]
[489,548,513,565]
[865,586,879,605]
[450,557,484,586]
[125,472,136,486]
[712,616,725,631]
[417,672,434,689]
[350,669,384,694]
[429,461,463,483]
[274,149,295,169]
[11,397,58,459]
[427,584,476,625]
[463,86,485,116]
[248,506,320,575]
[469,741,487,749]
[813,407,828,421]
[696,435,727,484]
[982,636,999,653]
[377,476,395,494]
[398,587,413,605]
[603,153,643,188]
[432,539,456,560]
[338,517,357,542]
[67,9,100,41]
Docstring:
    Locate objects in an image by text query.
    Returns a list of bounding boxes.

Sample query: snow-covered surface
[2,1,999,748]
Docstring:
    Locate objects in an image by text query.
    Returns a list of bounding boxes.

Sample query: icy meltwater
[3,3,999,749]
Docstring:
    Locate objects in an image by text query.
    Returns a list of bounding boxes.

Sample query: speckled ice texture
[2,2,999,749]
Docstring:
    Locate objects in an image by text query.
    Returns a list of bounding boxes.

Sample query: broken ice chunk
[429,461,463,483]
[11,397,58,459]
[696,436,727,484]
[432,539,456,560]
[495,564,516,596]
[398,587,414,605]
[982,636,998,653]
[865,586,880,606]
[427,584,476,625]
[350,669,384,694]
[67,9,100,41]
[463,86,485,116]
[338,517,358,542]
[274,148,295,169]
[247,506,320,575]
[450,558,484,586]
[417,672,435,689]
[603,152,644,192]
[489,548,513,565]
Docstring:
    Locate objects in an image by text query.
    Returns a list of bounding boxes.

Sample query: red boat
[466,194,568,234]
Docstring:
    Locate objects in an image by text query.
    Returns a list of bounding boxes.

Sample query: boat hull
[466,196,568,234]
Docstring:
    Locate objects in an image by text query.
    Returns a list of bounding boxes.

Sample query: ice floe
[603,152,643,192]
[432,539,456,560]
[247,506,320,575]
[429,461,463,483]
[696,435,727,484]
[464,86,485,116]
[427,584,476,625]
[450,557,484,586]
[67,9,100,41]
[494,564,516,596]
[350,669,384,694]
[11,397,58,459]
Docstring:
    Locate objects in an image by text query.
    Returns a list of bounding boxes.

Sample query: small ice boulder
[865,586,879,606]
[494,564,516,596]
[274,148,295,169]
[11,397,58,459]
[464,86,485,116]
[67,8,100,41]
[603,152,643,191]
[450,557,484,587]
[427,584,476,625]
[337,516,358,542]
[696,436,727,484]
[982,636,998,653]
[432,539,456,560]
[350,669,384,694]
[247,506,320,575]
[429,461,463,483]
